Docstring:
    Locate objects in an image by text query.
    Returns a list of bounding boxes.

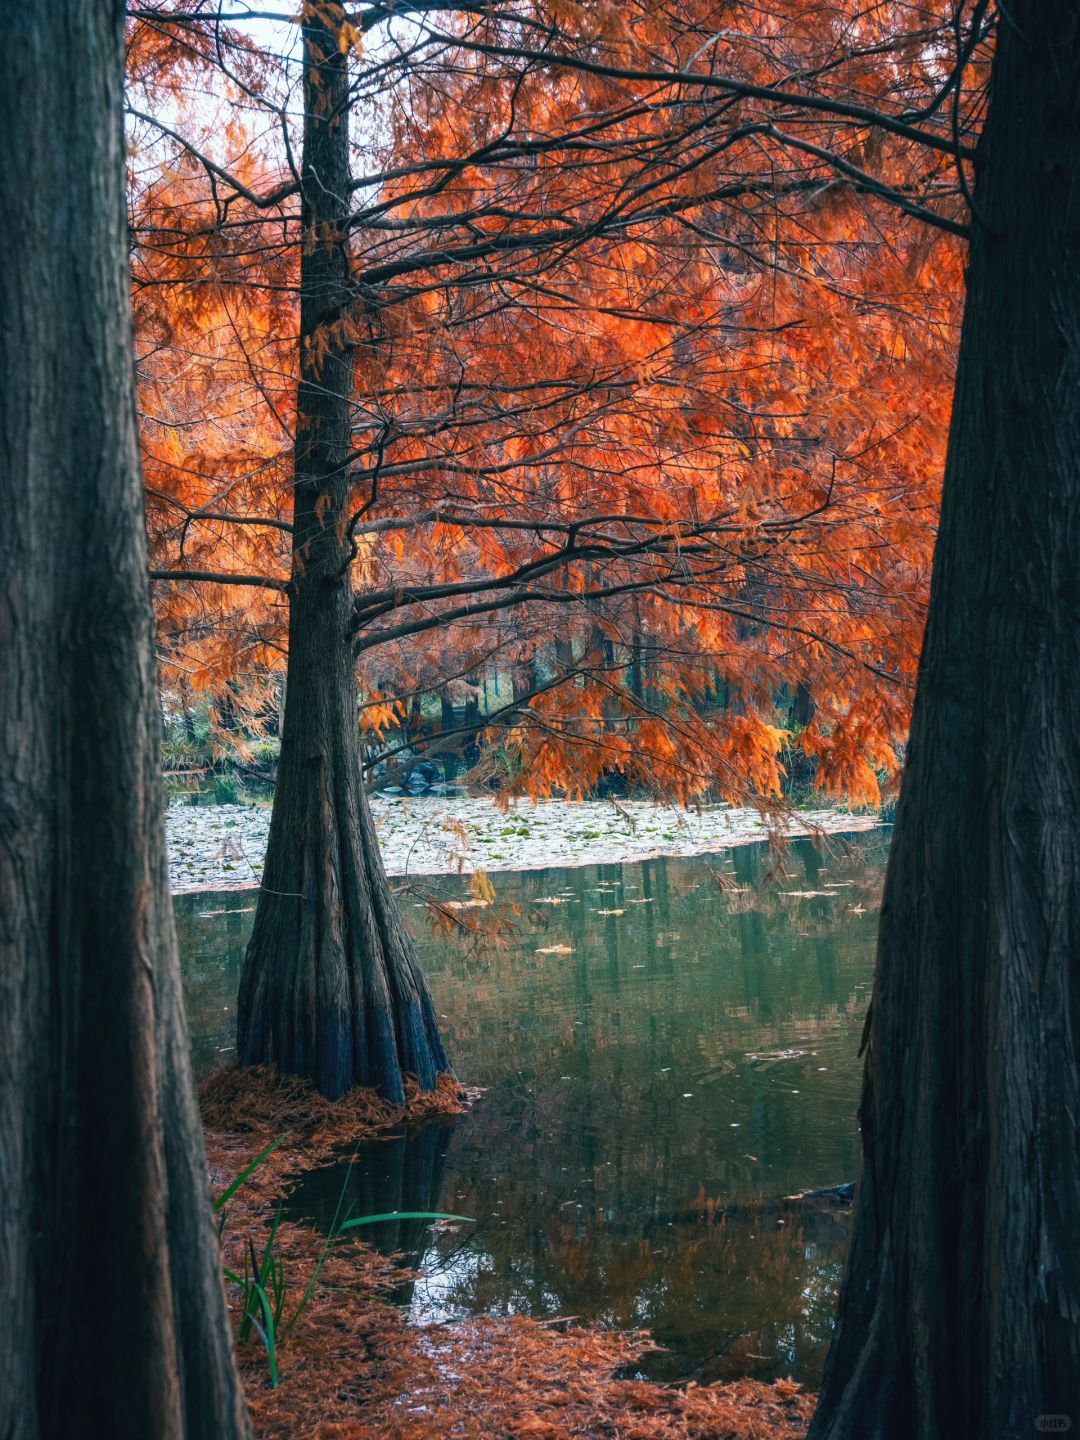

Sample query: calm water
[176,828,888,1385]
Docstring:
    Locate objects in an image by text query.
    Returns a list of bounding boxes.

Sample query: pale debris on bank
[166,796,879,895]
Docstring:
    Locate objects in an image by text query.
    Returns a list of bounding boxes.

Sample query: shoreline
[167,795,881,895]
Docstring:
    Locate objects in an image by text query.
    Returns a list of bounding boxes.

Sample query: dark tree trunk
[628,639,645,702]
[182,678,200,744]
[236,6,449,1103]
[0,3,248,1436]
[440,693,457,735]
[215,682,239,738]
[463,682,482,731]
[789,680,814,728]
[628,598,645,702]
[512,658,539,704]
[462,679,483,764]
[809,7,1080,1437]
[405,692,424,745]
[271,672,286,738]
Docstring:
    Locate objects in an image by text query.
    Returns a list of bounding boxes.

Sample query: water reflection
[176,828,888,1384]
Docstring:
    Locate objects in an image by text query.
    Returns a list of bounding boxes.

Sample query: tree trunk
[0,3,249,1436]
[236,5,449,1103]
[809,7,1080,1437]
[405,692,424,746]
[512,658,539,704]
[789,681,814,728]
[628,598,645,702]
[462,678,483,765]
[554,635,575,673]
[182,677,200,744]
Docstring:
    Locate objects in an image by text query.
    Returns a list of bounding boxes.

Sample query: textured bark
[236,6,449,1102]
[0,4,249,1437]
[809,6,1080,1437]
[789,681,814,729]
[512,659,540,704]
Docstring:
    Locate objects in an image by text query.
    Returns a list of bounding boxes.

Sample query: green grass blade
[212,1133,291,1213]
[248,1282,279,1388]
[257,1211,283,1283]
[279,1148,376,1339]
[337,1210,472,1231]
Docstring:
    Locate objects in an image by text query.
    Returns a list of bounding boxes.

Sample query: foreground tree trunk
[0,4,249,1436]
[236,6,449,1102]
[809,6,1080,1437]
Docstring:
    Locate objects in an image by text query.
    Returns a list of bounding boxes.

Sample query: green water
[176,828,888,1386]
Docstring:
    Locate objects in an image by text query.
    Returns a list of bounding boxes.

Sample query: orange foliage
[127,0,990,805]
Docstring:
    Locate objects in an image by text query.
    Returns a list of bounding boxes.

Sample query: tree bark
[512,658,539,704]
[809,6,1080,1437]
[0,3,249,1436]
[789,681,814,729]
[236,5,449,1102]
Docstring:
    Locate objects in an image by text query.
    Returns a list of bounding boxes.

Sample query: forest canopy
[131,0,976,809]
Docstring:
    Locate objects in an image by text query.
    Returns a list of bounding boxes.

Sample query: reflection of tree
[178,833,888,1382]
[423,838,885,1173]
[406,834,885,1383]
[423,1150,851,1384]
[284,1120,455,1305]
[174,892,252,1079]
[416,1015,866,1378]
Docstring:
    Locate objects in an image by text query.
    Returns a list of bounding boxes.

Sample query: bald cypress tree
[810,5,1080,1435]
[0,3,249,1434]
[236,4,449,1102]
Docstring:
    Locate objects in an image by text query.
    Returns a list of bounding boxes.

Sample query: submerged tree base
[200,1064,471,1198]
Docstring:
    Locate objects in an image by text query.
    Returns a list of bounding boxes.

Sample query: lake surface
[176,828,888,1386]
